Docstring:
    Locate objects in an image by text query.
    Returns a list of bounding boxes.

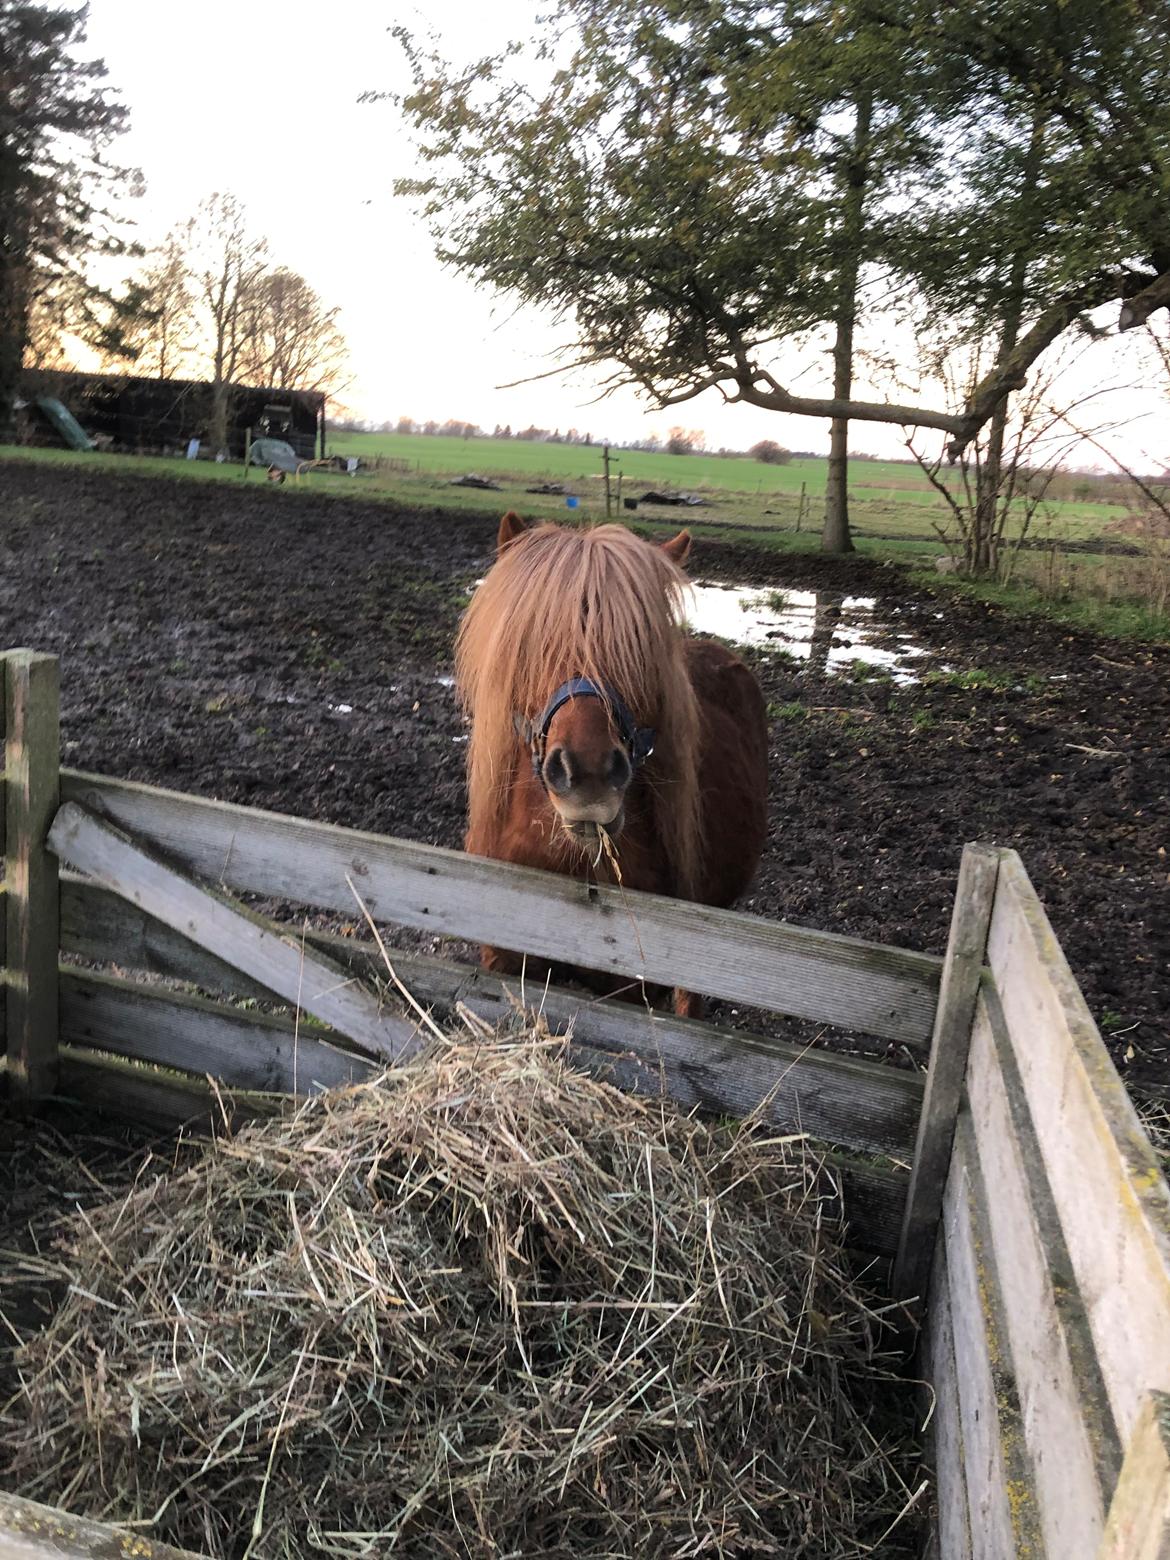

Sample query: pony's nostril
[543,745,573,794]
[607,747,632,789]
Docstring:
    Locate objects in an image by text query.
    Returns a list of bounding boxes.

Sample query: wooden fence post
[4,650,60,1101]
[893,842,1001,1310]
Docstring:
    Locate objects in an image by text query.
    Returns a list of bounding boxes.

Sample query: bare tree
[120,226,195,379]
[190,193,267,451]
[665,427,704,455]
[749,439,791,465]
[237,266,347,393]
[908,336,1129,577]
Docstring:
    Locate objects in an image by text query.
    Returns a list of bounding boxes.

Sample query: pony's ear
[659,529,692,567]
[497,511,528,553]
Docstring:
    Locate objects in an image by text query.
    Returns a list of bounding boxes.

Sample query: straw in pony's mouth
[562,815,625,870]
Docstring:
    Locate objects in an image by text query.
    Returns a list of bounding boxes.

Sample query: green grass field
[327,430,1133,541]
[330,430,860,493]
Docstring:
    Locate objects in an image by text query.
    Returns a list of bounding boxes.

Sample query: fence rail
[42,767,942,1259]
[59,769,942,1045]
[59,874,925,1158]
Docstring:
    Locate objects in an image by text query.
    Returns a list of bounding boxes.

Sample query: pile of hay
[2,1033,920,1558]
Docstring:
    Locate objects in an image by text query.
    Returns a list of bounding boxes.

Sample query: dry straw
[1,1027,922,1558]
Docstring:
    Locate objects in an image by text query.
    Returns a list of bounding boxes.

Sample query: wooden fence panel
[894,843,999,1306]
[51,803,418,1063]
[942,1116,1043,1559]
[59,771,941,1044]
[987,851,1170,1444]
[967,982,1120,1555]
[57,1045,284,1132]
[5,652,59,1098]
[59,875,924,1159]
[60,968,372,1095]
[924,1241,973,1560]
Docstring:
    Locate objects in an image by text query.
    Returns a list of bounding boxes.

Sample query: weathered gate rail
[4,646,1170,1558]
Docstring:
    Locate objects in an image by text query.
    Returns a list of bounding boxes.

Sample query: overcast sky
[82,0,1166,469]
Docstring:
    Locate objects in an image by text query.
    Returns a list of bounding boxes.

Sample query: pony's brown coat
[457,521,704,898]
[456,518,769,1010]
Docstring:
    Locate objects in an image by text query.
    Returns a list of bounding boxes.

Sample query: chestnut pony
[456,511,769,1016]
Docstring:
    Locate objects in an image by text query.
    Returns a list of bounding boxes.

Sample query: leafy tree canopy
[389,0,1170,455]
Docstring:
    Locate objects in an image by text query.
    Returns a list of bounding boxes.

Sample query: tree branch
[652,336,967,433]
[1118,269,1170,332]
[731,372,964,434]
[945,270,1154,459]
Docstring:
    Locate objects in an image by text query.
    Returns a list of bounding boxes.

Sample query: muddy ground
[1,458,1167,1089]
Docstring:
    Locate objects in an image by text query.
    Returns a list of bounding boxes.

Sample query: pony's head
[457,512,702,892]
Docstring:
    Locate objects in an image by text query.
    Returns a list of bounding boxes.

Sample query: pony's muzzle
[543,742,629,840]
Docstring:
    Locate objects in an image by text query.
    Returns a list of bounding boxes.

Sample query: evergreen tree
[0,3,135,439]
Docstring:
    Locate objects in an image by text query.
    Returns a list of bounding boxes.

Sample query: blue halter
[523,676,656,779]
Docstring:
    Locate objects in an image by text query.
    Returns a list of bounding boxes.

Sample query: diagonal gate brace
[49,801,419,1066]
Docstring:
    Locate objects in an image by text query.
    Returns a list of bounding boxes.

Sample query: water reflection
[684,583,929,683]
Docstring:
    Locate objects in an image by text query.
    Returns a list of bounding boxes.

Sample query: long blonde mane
[456,524,703,896]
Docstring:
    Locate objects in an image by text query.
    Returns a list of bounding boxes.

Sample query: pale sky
[82,0,1168,470]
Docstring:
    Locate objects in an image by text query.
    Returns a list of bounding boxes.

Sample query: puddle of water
[457,576,932,683]
[684,582,930,683]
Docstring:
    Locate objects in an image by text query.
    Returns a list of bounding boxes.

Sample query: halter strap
[529,677,656,770]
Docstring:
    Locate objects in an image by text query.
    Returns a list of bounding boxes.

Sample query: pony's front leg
[480,944,522,977]
[672,988,705,1020]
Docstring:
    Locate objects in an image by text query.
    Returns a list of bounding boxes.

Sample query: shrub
[750,439,792,465]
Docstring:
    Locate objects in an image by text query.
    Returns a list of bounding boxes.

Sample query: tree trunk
[968,110,1046,576]
[822,91,872,555]
[0,321,21,446]
[210,380,230,454]
[973,399,1009,574]
[823,405,853,554]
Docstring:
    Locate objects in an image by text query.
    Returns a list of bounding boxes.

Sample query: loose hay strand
[1,1028,921,1558]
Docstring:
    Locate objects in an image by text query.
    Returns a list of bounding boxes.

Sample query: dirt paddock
[2,458,1166,1088]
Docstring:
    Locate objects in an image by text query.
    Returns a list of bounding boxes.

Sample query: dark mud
[1,459,1167,1088]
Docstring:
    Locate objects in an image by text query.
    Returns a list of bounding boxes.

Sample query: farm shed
[16,368,326,460]
[1,647,1168,1557]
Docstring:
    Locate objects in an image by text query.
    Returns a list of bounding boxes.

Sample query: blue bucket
[565,496,580,509]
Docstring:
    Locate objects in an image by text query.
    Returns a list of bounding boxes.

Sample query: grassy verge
[0,442,375,501]
[915,569,1170,644]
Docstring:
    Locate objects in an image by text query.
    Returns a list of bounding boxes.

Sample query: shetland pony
[456,511,769,1016]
